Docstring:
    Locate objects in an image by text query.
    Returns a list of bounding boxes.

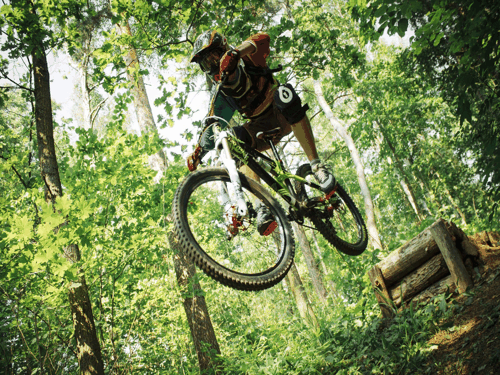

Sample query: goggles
[199,49,224,76]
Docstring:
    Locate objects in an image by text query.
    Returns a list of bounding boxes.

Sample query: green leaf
[397,18,408,37]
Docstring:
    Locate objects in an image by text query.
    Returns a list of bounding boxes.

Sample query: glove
[220,49,240,78]
[187,145,202,172]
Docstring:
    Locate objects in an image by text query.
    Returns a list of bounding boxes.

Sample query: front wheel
[172,167,295,291]
[294,164,368,255]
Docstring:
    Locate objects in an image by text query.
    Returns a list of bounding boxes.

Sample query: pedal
[324,186,338,200]
[262,221,278,236]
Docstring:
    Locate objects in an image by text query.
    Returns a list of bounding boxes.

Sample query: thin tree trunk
[115,19,221,372]
[115,21,167,176]
[292,223,328,303]
[313,80,383,250]
[383,133,425,221]
[284,263,319,328]
[32,47,104,375]
[399,178,424,221]
[416,179,434,216]
[435,171,467,226]
[278,145,328,303]
[373,123,425,222]
[167,223,221,372]
[310,230,340,300]
[79,54,92,130]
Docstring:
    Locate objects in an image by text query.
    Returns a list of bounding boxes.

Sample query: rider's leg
[290,115,337,193]
[232,126,277,235]
[290,115,319,161]
[274,84,337,193]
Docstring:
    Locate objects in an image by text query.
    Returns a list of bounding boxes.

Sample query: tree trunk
[435,171,468,226]
[373,128,426,221]
[32,47,104,375]
[292,223,328,303]
[313,80,383,250]
[310,230,339,300]
[399,177,424,221]
[383,133,425,222]
[167,223,221,372]
[284,263,319,328]
[114,19,221,372]
[68,276,105,375]
[79,54,92,130]
[115,21,167,176]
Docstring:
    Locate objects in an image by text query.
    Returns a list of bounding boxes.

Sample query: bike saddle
[256,127,281,140]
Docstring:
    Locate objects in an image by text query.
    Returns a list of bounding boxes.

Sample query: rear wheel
[294,164,367,255]
[173,167,295,291]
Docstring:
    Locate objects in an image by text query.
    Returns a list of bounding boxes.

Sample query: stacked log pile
[367,218,499,318]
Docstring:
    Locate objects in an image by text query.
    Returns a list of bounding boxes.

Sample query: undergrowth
[210,292,457,375]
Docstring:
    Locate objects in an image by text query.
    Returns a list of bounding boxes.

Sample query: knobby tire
[295,164,368,256]
[172,167,295,291]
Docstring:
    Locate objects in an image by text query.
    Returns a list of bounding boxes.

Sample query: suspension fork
[217,133,248,217]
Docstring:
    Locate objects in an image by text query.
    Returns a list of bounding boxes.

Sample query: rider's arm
[199,93,235,150]
[188,93,236,171]
[221,32,270,82]
[234,39,257,58]
[241,33,270,67]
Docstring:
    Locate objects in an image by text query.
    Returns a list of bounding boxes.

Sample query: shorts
[237,104,293,152]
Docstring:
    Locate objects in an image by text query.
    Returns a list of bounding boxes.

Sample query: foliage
[206,279,458,375]
[350,0,500,207]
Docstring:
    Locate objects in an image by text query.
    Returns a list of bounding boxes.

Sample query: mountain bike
[172,83,367,291]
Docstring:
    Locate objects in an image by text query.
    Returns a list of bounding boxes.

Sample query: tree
[111,11,222,371]
[1,1,105,373]
[314,79,383,250]
[351,0,500,209]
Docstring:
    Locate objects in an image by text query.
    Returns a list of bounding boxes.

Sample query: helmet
[190,30,228,64]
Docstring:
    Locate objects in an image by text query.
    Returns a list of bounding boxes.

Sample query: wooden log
[461,236,479,257]
[411,275,456,305]
[378,221,443,287]
[430,219,473,293]
[368,265,393,318]
[389,254,450,307]
[448,221,479,257]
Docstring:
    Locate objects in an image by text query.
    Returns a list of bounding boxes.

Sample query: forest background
[1,0,499,374]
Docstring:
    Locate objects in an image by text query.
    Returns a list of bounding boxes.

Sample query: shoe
[255,204,277,236]
[311,162,337,196]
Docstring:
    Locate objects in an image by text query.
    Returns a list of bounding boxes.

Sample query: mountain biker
[187,30,337,236]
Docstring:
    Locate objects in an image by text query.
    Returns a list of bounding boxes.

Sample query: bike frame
[212,123,323,222]
[206,80,324,222]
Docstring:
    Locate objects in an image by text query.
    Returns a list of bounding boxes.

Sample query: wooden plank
[430,218,473,293]
[368,265,393,318]
[389,254,450,307]
[378,221,442,287]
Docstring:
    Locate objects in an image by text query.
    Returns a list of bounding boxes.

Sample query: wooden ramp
[368,218,481,318]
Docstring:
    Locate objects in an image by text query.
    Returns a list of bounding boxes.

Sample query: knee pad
[273,83,309,124]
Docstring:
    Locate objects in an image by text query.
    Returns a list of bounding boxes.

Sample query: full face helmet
[190,30,228,78]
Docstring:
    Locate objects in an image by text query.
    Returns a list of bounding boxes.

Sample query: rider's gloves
[187,145,203,172]
[220,49,240,78]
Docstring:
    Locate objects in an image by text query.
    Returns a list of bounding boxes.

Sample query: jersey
[199,33,279,152]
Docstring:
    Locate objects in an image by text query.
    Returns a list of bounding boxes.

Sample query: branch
[138,38,191,52]
[90,97,108,127]
[0,155,29,189]
[0,74,33,92]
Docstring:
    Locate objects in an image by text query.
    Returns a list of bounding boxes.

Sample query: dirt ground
[422,232,500,374]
